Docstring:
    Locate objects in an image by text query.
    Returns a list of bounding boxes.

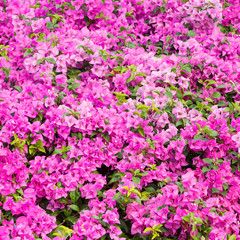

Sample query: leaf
[38,146,46,153]
[14,86,22,92]
[138,127,145,137]
[112,192,122,200]
[37,59,42,65]
[66,216,79,224]
[166,35,171,43]
[132,176,141,186]
[53,233,62,238]
[38,169,45,174]
[182,215,190,223]
[117,35,125,41]
[107,33,114,38]
[212,92,221,99]
[101,0,105,4]
[53,149,62,154]
[165,91,173,99]
[68,204,80,212]
[183,91,193,97]
[57,197,68,204]
[103,132,110,143]
[206,80,216,87]
[23,49,32,58]
[135,197,142,206]
[193,134,208,141]
[218,100,226,107]
[229,235,237,240]
[69,188,81,203]
[17,188,23,196]
[203,158,213,164]
[202,167,210,173]
[217,84,225,89]
[71,83,80,90]
[29,146,37,156]
[144,227,153,233]
[186,30,197,37]
[119,26,126,33]
[212,187,220,193]
[91,215,100,219]
[45,58,56,64]
[46,21,53,29]
[127,33,137,40]
[35,139,43,148]
[182,65,191,73]
[136,72,147,77]
[126,42,136,48]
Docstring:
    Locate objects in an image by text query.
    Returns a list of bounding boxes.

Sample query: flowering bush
[0,0,240,239]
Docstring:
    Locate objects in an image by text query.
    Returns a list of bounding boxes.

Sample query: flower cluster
[0,0,240,239]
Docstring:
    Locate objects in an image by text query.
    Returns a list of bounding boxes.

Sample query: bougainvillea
[0,0,240,239]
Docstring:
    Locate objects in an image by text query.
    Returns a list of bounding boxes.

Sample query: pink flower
[182,170,197,188]
[205,198,219,208]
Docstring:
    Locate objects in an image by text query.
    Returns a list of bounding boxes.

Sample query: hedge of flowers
[0,0,240,239]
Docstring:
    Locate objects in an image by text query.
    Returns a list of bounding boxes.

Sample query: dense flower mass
[0,0,240,239]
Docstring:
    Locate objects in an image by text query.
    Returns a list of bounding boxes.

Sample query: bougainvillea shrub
[0,0,240,239]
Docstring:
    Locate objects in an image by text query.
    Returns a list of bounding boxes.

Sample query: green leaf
[46,21,53,29]
[212,92,221,99]
[97,190,106,198]
[29,146,37,155]
[37,59,42,65]
[186,30,197,37]
[107,33,114,38]
[66,216,79,224]
[126,42,136,48]
[144,227,153,233]
[206,80,216,87]
[53,149,62,154]
[203,158,213,164]
[218,100,226,107]
[37,168,45,174]
[135,197,142,206]
[57,197,68,204]
[127,33,137,40]
[182,215,191,223]
[166,35,171,43]
[35,139,43,148]
[52,233,62,238]
[165,91,173,99]
[138,127,145,137]
[103,132,110,143]
[217,84,225,89]
[38,146,46,153]
[193,134,208,141]
[229,235,237,240]
[45,58,56,64]
[14,86,22,92]
[71,83,80,90]
[182,65,191,73]
[119,26,126,33]
[68,204,80,212]
[117,35,125,41]
[132,176,141,186]
[112,192,122,200]
[91,215,100,219]
[101,0,105,4]
[183,92,193,97]
[136,72,147,77]
[212,187,220,193]
[23,49,33,58]
[202,167,210,173]
[17,188,24,196]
